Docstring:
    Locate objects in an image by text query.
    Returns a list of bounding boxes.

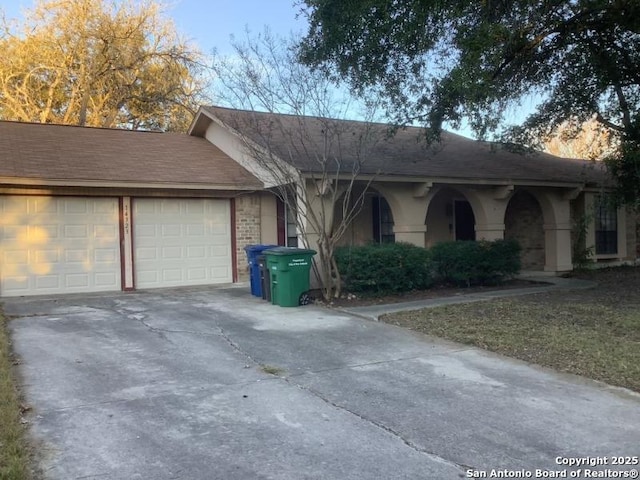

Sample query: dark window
[372,196,395,243]
[285,203,298,247]
[595,196,617,255]
[454,200,476,241]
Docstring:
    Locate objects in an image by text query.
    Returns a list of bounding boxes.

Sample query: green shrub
[430,239,521,286]
[334,242,434,293]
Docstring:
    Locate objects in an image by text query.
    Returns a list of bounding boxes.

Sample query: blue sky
[169,1,306,53]
[0,0,306,54]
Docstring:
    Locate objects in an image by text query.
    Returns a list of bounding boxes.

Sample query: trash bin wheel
[299,291,313,306]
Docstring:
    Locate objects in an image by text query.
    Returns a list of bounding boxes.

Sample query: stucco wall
[260,193,279,245]
[335,195,375,247]
[504,191,545,270]
[425,189,456,247]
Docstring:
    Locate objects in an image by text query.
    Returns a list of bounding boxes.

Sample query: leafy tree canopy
[0,0,207,131]
[299,0,640,206]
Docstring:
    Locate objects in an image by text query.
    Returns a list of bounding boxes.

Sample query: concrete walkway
[339,275,596,320]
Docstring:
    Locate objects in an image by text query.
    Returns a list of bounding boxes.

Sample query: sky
[0,0,307,54]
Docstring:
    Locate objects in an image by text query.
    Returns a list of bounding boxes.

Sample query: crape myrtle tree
[0,0,207,131]
[211,31,384,301]
[298,0,640,207]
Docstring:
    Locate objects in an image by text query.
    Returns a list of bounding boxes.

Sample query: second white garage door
[133,199,232,289]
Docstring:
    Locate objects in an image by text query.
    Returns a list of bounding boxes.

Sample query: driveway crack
[212,323,261,367]
[129,310,261,368]
[136,317,222,339]
[137,317,174,343]
[284,378,474,474]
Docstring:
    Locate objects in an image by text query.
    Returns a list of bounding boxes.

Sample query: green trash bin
[263,247,317,307]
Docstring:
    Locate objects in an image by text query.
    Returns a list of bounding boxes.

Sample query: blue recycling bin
[243,244,278,297]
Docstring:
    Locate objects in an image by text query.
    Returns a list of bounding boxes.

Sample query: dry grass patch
[384,297,640,392]
[0,311,32,479]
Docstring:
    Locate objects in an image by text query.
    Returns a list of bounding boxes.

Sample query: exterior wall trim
[230,197,238,283]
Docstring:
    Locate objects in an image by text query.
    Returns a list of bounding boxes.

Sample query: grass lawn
[383,266,640,392]
[0,311,32,479]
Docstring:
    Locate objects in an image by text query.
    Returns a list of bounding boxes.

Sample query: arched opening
[504,190,545,270]
[333,186,395,246]
[425,187,476,247]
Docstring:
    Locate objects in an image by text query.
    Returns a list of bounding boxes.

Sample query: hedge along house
[191,106,637,275]
[0,120,265,297]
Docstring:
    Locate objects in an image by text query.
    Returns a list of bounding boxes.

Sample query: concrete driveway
[5,286,640,480]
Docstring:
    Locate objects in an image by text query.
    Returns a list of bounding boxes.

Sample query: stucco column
[393,224,428,246]
[537,191,573,272]
[373,183,430,248]
[460,187,511,241]
[544,223,573,272]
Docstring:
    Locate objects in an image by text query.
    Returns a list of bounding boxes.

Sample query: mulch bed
[313,278,548,307]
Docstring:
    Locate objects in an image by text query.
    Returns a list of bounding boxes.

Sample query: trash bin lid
[244,244,279,253]
[263,246,317,256]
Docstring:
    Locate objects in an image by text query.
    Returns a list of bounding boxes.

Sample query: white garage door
[0,196,121,297]
[133,199,232,288]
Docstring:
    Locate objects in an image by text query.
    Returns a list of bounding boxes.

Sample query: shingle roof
[203,106,608,186]
[0,120,262,189]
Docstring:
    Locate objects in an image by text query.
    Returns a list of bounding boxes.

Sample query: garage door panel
[161,225,181,236]
[187,246,206,258]
[95,249,117,263]
[161,246,182,259]
[66,273,90,288]
[95,272,118,287]
[134,199,232,289]
[33,198,57,214]
[162,269,182,282]
[187,268,207,281]
[0,196,121,297]
[136,270,157,284]
[136,247,157,260]
[160,202,181,215]
[136,225,157,237]
[64,225,88,238]
[186,224,205,236]
[65,250,86,263]
[35,275,58,290]
[64,201,88,214]
[95,224,118,240]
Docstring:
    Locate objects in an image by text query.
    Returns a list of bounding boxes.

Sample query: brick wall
[504,191,545,270]
[234,194,262,281]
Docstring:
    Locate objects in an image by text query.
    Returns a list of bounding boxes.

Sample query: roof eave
[300,172,605,189]
[0,177,264,191]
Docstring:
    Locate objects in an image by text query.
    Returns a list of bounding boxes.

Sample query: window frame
[594,195,618,256]
[372,195,395,244]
